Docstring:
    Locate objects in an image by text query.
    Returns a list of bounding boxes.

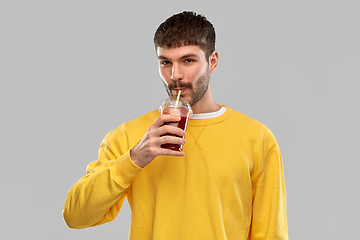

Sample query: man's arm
[62,129,142,229]
[250,144,289,240]
[63,114,186,228]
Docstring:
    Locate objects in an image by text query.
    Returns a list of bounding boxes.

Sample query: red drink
[159,94,192,151]
[161,116,189,151]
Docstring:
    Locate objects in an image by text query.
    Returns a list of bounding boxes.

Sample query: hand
[130,114,186,168]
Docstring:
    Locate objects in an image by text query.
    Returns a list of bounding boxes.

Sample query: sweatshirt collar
[188,105,233,126]
[190,106,227,120]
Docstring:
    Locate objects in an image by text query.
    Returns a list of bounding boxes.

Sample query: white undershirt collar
[190,106,227,120]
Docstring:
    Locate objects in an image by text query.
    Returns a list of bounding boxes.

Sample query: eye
[160,60,171,66]
[184,59,194,63]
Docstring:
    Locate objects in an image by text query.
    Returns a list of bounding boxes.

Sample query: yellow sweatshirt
[63,106,288,239]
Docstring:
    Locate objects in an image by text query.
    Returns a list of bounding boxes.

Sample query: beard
[164,68,211,106]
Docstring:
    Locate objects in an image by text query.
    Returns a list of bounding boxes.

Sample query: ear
[209,51,219,73]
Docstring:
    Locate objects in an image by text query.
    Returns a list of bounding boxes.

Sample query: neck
[191,85,221,114]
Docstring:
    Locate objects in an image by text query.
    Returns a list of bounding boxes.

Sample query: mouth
[172,88,186,96]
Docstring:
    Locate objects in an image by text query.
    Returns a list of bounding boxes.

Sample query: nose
[171,63,183,81]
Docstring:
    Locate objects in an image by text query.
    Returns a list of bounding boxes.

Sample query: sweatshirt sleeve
[250,143,289,240]
[62,129,143,229]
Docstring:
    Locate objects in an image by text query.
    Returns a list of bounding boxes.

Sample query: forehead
[156,45,205,59]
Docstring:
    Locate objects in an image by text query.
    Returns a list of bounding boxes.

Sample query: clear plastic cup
[159,96,192,151]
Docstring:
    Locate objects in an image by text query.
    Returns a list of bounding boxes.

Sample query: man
[63,11,289,239]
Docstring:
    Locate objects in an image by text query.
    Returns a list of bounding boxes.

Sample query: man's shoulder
[128,109,159,124]
[228,107,264,127]
[117,109,159,131]
[227,106,276,139]
[103,110,159,145]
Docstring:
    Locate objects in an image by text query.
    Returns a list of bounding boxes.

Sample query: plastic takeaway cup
[159,95,192,151]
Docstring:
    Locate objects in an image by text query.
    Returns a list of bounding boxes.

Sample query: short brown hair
[154,11,216,60]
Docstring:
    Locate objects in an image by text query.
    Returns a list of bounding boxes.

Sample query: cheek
[158,68,169,84]
[191,65,207,80]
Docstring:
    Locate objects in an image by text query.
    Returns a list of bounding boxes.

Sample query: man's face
[157,45,211,107]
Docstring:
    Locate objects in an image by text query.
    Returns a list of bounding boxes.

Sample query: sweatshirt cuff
[111,150,143,187]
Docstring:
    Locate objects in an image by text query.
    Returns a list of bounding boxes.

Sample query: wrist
[130,148,144,168]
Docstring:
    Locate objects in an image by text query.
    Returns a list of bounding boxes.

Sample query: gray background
[1,1,359,239]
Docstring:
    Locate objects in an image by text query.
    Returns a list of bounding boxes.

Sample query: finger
[157,124,186,137]
[158,135,186,146]
[152,114,181,128]
[145,126,185,143]
[157,148,186,157]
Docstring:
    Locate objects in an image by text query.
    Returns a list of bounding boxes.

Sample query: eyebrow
[158,53,200,60]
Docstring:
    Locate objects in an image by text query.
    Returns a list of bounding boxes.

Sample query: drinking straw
[175,90,181,107]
